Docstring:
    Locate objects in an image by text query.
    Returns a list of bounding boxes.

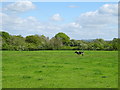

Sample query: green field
[2,51,118,88]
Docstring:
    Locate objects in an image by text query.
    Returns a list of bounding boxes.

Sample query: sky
[0,1,118,40]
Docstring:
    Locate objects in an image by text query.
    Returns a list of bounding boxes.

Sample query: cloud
[62,22,82,31]
[3,1,35,13]
[73,4,118,40]
[98,4,118,16]
[77,4,118,28]
[68,5,79,8]
[1,3,118,40]
[68,22,81,28]
[1,12,62,37]
[51,13,63,21]
[0,0,6,2]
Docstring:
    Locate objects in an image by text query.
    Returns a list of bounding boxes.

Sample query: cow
[75,51,84,56]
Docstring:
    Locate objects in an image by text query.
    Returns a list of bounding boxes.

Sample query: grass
[2,50,118,88]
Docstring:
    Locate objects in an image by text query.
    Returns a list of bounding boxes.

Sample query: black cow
[75,51,84,56]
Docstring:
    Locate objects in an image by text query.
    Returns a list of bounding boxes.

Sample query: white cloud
[63,22,82,30]
[51,13,63,21]
[3,1,35,13]
[68,5,79,8]
[98,4,118,16]
[77,4,118,28]
[0,0,4,2]
[1,12,62,37]
[1,3,118,40]
[68,22,81,28]
[73,4,118,40]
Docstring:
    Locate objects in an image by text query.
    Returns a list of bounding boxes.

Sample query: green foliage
[25,35,41,44]
[55,32,70,45]
[9,35,26,51]
[0,31,11,40]
[112,38,118,50]
[60,46,73,50]
[1,31,119,51]
[0,31,11,50]
[50,37,63,50]
[92,39,106,50]
[25,35,51,50]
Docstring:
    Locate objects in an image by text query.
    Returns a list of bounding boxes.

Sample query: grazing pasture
[2,51,118,88]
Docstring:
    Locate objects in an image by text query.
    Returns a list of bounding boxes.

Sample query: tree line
[0,31,119,51]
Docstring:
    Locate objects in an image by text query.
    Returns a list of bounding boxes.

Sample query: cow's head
[75,51,79,53]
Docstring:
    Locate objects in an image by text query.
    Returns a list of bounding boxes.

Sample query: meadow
[2,51,118,88]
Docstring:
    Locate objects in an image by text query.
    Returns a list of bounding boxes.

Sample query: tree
[9,35,26,51]
[50,37,63,50]
[70,39,78,47]
[92,39,106,50]
[0,31,119,51]
[25,35,51,50]
[55,32,70,45]
[25,35,41,44]
[0,31,11,50]
[38,35,50,50]
[112,38,118,50]
[0,31,11,40]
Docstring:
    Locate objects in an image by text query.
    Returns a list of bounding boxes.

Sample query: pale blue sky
[1,2,118,40]
[2,2,117,22]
